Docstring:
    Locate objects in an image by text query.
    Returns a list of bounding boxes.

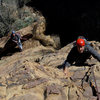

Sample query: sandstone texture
[0,27,100,100]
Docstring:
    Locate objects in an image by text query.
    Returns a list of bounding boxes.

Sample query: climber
[10,31,23,52]
[63,36,100,77]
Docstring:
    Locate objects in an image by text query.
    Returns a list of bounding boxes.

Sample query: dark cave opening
[26,0,100,47]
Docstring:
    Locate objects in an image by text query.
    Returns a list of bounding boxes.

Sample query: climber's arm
[86,44,100,62]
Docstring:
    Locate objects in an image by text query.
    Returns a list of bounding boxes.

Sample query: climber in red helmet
[63,36,100,77]
[76,38,85,53]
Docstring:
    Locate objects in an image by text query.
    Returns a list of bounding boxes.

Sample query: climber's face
[12,33,15,37]
[77,45,85,53]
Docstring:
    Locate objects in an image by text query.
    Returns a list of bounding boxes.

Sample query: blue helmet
[12,31,15,34]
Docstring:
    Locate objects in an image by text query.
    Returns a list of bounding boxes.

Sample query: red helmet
[76,39,85,46]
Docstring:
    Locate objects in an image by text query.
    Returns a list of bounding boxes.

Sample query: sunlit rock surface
[0,28,100,100]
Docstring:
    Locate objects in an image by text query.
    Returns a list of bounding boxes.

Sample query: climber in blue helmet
[10,31,23,52]
[12,31,15,34]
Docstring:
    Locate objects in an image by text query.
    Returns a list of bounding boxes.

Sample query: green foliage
[0,2,45,37]
[12,17,34,30]
[0,5,15,37]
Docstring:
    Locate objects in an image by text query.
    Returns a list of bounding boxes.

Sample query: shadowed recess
[26,0,100,46]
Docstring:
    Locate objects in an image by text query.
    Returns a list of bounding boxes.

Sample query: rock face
[0,1,100,100]
[0,27,100,100]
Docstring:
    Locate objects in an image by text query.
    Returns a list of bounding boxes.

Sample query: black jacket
[64,42,100,68]
[11,33,21,42]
